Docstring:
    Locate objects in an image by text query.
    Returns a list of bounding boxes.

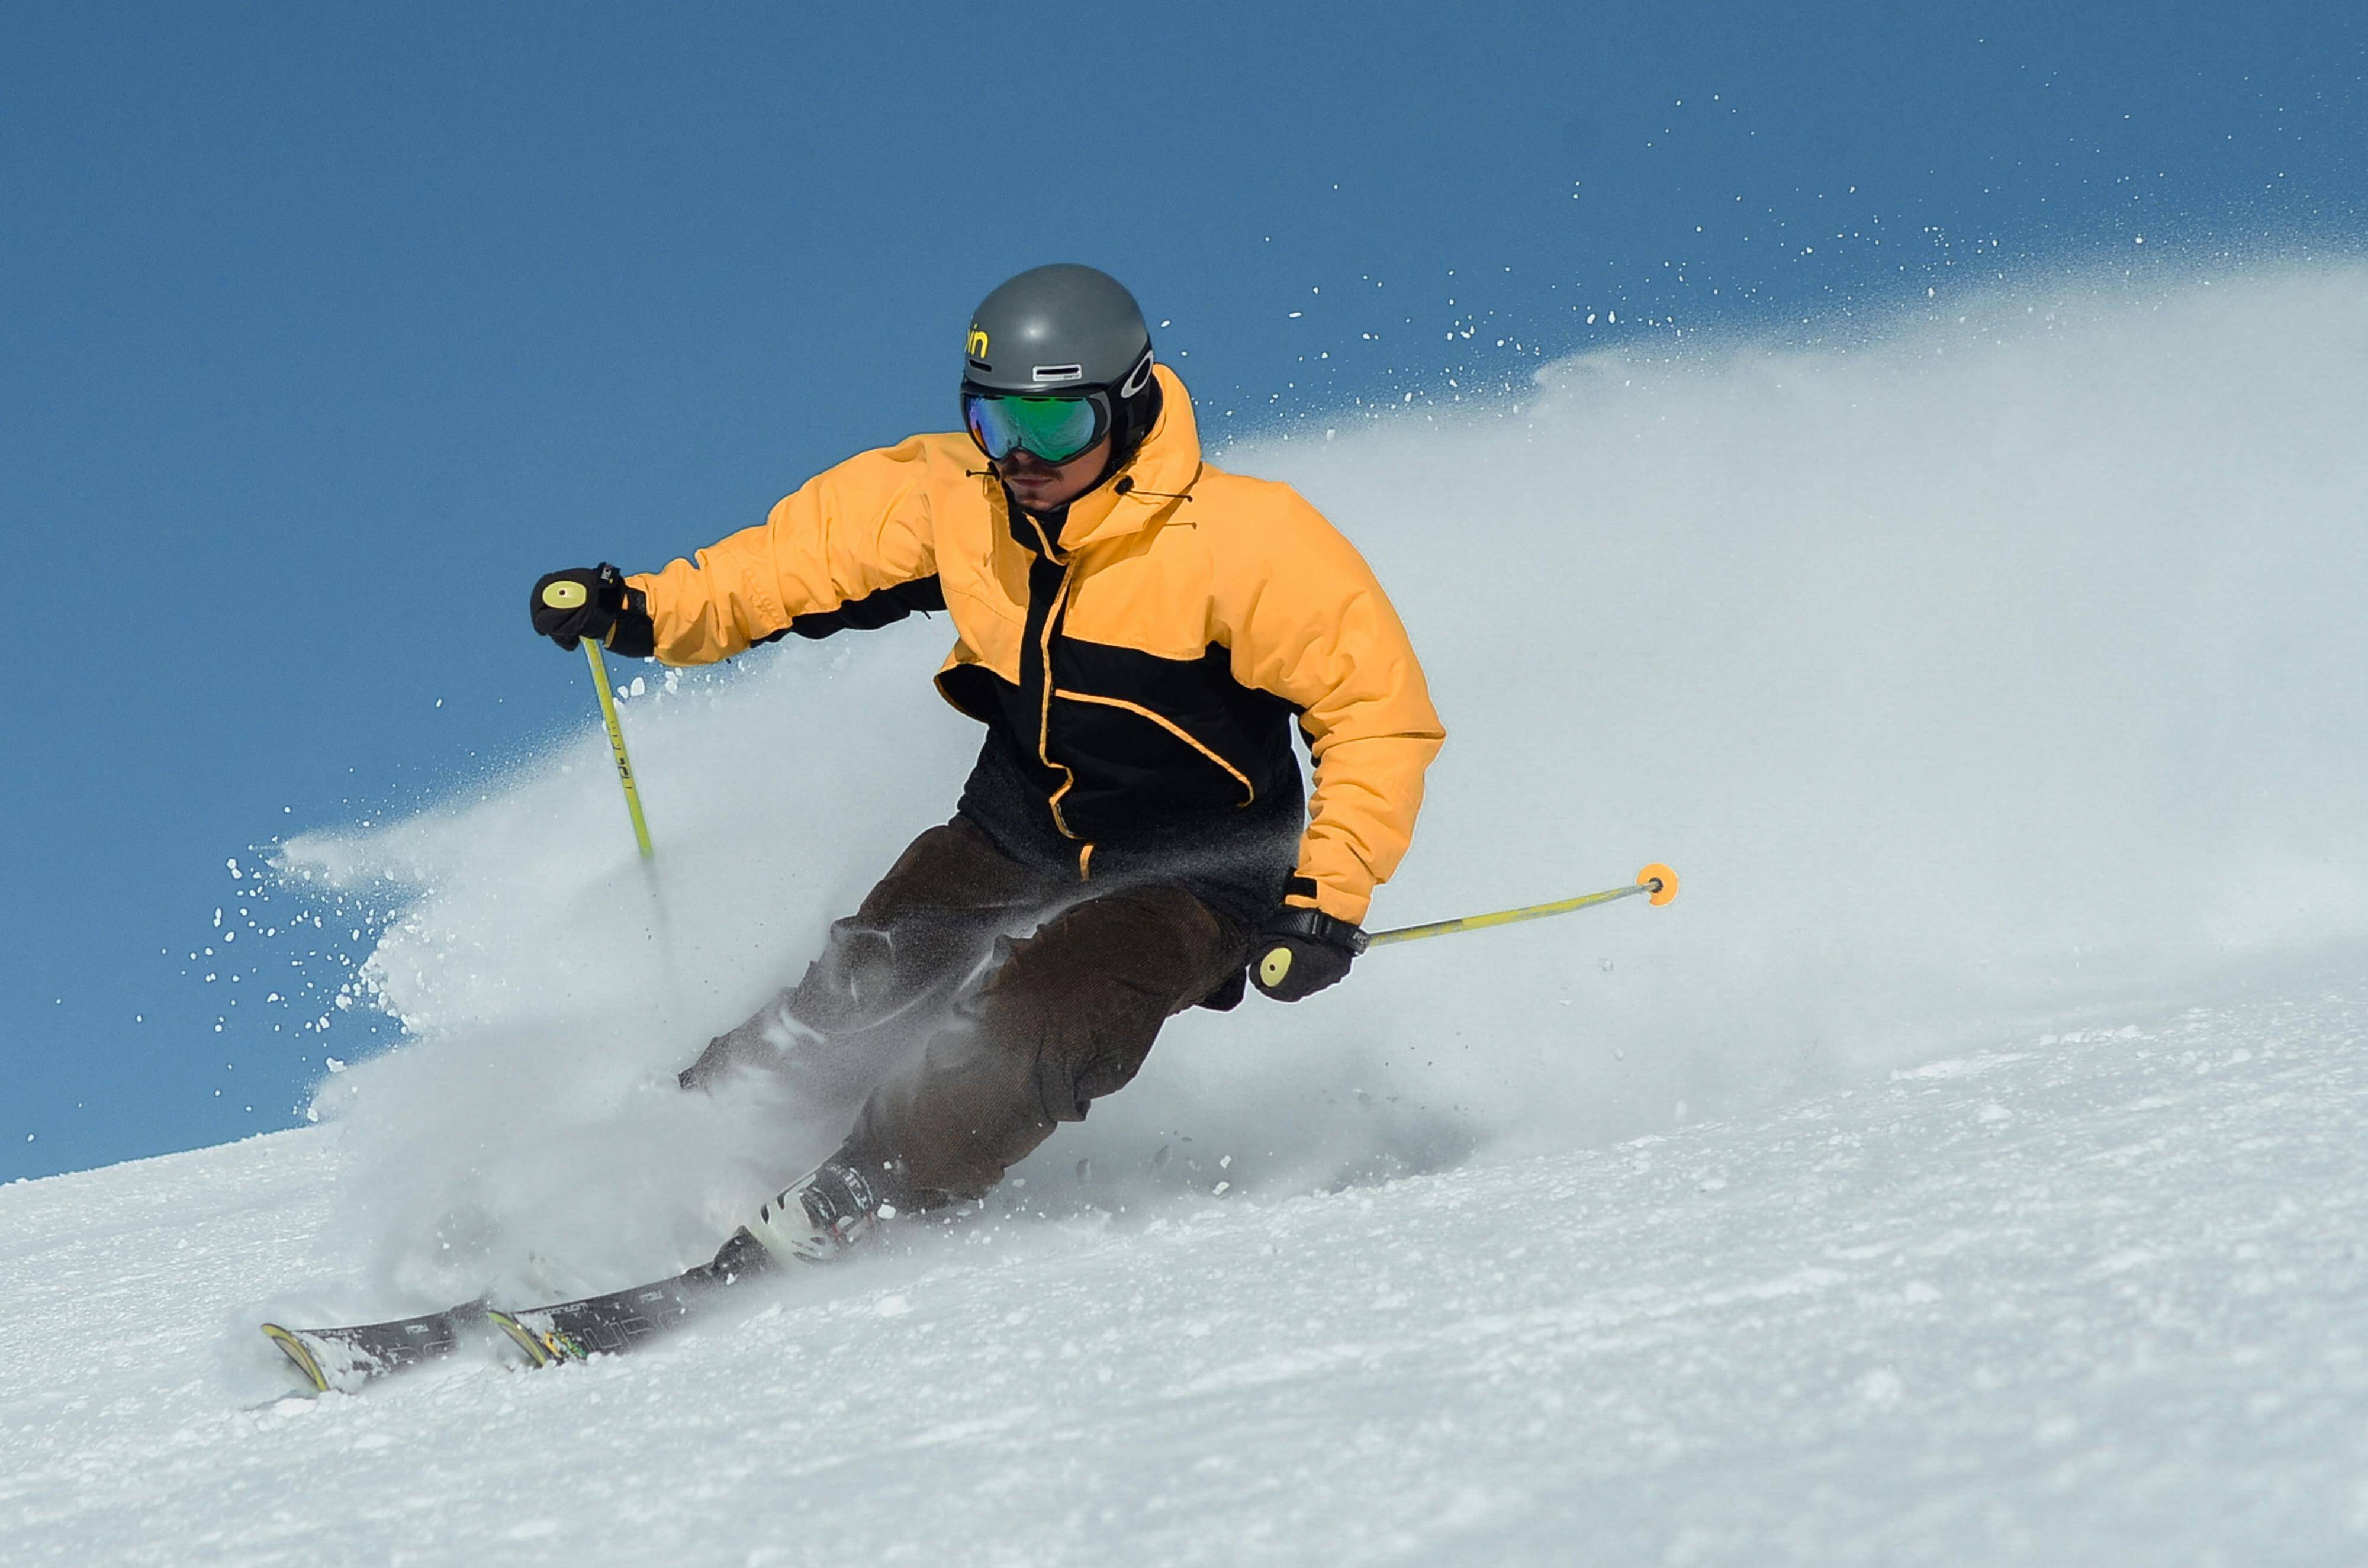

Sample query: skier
[530,264,1443,1270]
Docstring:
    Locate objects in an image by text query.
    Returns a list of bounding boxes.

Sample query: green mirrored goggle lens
[963,393,1107,464]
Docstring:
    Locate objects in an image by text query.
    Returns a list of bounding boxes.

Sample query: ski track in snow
[6,976,2367,1565]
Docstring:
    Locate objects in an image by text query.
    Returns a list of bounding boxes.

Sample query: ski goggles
[962,389,1112,465]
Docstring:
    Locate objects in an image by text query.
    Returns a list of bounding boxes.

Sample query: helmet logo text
[967,326,991,360]
[1119,348,1155,398]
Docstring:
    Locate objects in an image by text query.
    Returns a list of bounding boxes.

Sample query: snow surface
[8,266,2368,1562]
[7,974,2368,1563]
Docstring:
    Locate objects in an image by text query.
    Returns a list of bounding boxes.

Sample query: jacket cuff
[604,584,656,659]
[1283,872,1371,926]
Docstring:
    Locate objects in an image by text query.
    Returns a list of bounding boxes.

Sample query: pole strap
[583,639,654,859]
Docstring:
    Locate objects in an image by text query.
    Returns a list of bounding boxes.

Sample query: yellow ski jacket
[628,365,1442,926]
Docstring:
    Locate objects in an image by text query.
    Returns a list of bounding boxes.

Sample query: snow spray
[273,262,2368,1302]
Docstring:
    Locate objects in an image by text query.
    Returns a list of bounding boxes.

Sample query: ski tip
[1637,863,1680,906]
[260,1324,331,1393]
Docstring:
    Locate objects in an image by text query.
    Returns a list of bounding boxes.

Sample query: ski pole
[580,639,654,859]
[1366,863,1678,948]
[554,607,684,1026]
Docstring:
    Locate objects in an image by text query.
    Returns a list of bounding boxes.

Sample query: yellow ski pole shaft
[581,639,654,859]
[1366,863,1679,948]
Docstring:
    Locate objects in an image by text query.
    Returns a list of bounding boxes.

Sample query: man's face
[998,434,1112,516]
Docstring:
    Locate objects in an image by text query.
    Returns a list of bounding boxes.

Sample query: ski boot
[739,1150,919,1264]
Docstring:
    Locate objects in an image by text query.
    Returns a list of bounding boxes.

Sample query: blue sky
[2,1,2359,1181]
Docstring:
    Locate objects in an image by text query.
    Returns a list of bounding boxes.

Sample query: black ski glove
[1249,906,1369,1002]
[530,564,655,657]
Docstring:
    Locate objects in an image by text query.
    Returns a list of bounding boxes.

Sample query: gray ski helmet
[963,264,1160,466]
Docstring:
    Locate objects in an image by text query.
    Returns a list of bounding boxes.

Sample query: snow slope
[10,264,2368,1562]
[6,969,2367,1564]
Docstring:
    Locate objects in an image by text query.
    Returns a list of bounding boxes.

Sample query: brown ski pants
[682,817,1253,1202]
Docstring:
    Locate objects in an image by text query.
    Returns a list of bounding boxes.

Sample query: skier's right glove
[1249,906,1369,1002]
[530,563,655,657]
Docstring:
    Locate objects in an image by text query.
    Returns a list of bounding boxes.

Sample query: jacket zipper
[1023,507,1227,876]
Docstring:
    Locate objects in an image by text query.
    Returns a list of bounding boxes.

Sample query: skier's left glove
[1249,906,1369,1002]
[531,563,655,657]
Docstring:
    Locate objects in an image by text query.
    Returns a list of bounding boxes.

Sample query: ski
[262,1229,779,1389]
[488,1228,774,1366]
[260,1302,487,1394]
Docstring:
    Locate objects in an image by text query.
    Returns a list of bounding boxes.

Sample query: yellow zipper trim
[1077,843,1094,880]
[1023,513,1082,839]
[1050,689,1257,806]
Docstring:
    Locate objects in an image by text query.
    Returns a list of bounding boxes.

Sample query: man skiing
[530,264,1443,1270]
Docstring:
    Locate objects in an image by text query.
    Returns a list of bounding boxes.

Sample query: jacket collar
[1013,363,1204,556]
